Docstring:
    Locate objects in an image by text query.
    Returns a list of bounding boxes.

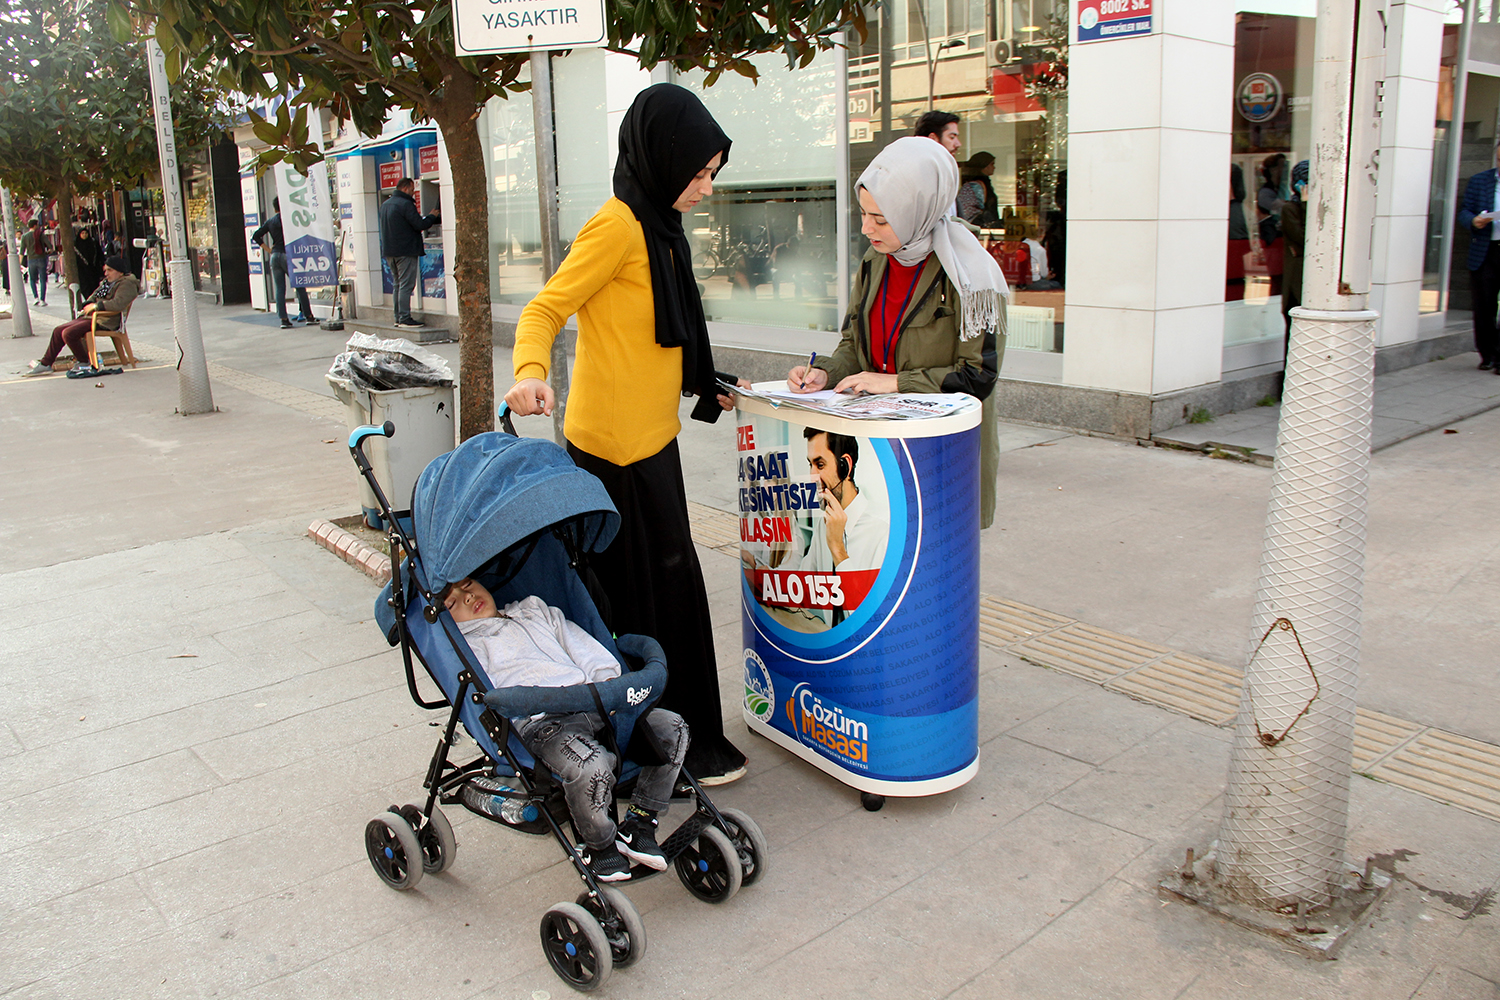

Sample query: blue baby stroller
[348,419,767,991]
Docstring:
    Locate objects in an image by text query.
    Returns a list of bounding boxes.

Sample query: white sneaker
[23,361,51,376]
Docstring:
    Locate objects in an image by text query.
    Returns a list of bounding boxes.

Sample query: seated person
[444,577,688,883]
[24,255,139,377]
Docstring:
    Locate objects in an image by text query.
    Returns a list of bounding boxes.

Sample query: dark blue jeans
[270,251,313,322]
[27,256,46,302]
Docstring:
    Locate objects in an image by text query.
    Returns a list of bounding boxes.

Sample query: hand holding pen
[786,351,828,393]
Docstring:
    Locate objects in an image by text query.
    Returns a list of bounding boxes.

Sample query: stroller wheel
[540,901,613,991]
[576,885,647,969]
[364,811,424,890]
[673,825,742,904]
[400,803,457,875]
[716,808,769,886]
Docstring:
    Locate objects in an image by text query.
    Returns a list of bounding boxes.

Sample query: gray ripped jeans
[515,708,688,849]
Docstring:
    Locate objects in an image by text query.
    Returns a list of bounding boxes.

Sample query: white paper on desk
[756,387,842,403]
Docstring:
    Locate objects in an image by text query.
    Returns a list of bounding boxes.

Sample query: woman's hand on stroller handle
[505,377,555,417]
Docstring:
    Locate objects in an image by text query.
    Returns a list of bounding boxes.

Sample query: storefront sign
[335,156,355,222]
[418,144,440,178]
[1077,0,1152,42]
[1237,72,1283,123]
[272,160,338,289]
[453,0,607,56]
[240,172,263,278]
[737,405,982,793]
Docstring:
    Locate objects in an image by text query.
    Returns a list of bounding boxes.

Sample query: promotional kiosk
[736,387,982,810]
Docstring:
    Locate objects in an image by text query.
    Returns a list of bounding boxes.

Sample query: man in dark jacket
[1458,138,1500,371]
[378,177,440,327]
[251,197,315,329]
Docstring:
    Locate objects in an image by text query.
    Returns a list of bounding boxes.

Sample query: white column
[1368,0,1446,345]
[1062,0,1235,396]
[437,133,458,315]
[348,154,381,317]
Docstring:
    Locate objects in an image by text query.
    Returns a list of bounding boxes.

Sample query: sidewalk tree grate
[1105,652,1242,726]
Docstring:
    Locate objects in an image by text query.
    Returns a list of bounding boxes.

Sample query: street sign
[453,0,607,56]
[1076,0,1152,43]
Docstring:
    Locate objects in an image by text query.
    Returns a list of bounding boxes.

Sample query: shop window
[677,50,842,332]
[482,65,541,307]
[1422,21,1459,316]
[1225,10,1314,359]
[848,0,1067,354]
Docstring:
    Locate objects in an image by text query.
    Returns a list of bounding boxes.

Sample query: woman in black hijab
[74,225,104,298]
[505,84,749,784]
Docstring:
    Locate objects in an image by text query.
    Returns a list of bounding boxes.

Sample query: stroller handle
[349,421,396,452]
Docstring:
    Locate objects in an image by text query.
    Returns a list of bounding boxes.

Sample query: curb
[307,518,392,585]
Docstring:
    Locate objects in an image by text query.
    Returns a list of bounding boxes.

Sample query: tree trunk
[432,81,496,443]
[55,175,76,297]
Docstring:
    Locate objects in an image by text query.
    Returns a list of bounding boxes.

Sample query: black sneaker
[616,812,667,871]
[579,842,631,882]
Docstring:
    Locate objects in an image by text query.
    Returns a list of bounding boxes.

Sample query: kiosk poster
[738,410,981,792]
[273,160,338,289]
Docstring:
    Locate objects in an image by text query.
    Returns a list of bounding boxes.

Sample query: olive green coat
[816,249,1008,528]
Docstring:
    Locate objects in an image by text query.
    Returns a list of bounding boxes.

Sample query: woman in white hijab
[787,135,1010,528]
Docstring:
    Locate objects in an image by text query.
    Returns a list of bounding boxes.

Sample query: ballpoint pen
[801,350,817,389]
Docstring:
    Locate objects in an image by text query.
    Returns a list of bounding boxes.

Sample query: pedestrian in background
[1457,137,1500,372]
[378,177,440,328]
[74,225,104,299]
[251,197,316,328]
[22,219,47,306]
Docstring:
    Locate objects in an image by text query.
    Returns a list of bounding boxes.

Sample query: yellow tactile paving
[1010,622,1174,683]
[1351,707,1425,772]
[1372,730,1500,823]
[1105,652,1243,726]
[686,501,742,551]
[978,596,1075,646]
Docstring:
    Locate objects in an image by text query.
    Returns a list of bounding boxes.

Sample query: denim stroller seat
[349,423,767,992]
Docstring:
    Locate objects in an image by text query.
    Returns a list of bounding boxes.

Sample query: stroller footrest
[660,810,710,862]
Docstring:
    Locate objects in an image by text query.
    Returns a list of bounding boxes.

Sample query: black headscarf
[613,84,731,416]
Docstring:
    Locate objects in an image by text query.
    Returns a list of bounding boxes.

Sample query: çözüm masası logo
[785,683,870,769]
[743,649,774,722]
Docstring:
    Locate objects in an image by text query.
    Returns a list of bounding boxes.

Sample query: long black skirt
[567,439,744,775]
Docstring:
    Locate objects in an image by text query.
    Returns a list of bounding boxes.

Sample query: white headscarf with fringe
[857,136,1009,341]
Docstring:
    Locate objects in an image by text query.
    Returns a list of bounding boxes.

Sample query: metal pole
[1217,0,1382,911]
[145,39,214,414]
[530,47,568,445]
[879,0,893,143]
[1,187,33,338]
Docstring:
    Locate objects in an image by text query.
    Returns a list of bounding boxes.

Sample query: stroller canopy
[411,432,620,595]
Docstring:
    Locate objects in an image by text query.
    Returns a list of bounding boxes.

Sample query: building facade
[284,0,1495,436]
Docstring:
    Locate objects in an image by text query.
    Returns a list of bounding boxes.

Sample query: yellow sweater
[513,198,685,466]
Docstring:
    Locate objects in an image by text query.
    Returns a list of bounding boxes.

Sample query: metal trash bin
[329,381,455,528]
[327,333,456,528]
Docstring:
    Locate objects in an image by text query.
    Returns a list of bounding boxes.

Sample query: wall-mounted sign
[1237,72,1284,123]
[849,88,876,144]
[378,159,403,191]
[1077,0,1152,43]
[453,0,607,56]
[418,144,440,178]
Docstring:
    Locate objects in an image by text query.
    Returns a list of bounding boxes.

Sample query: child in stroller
[349,422,767,992]
[444,577,689,882]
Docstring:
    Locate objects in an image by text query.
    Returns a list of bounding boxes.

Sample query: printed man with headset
[788,428,889,578]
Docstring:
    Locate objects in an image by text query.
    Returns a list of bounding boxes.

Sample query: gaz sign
[453,0,607,56]
[1077,0,1152,43]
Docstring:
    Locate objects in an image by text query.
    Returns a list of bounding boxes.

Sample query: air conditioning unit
[992,39,1013,65]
